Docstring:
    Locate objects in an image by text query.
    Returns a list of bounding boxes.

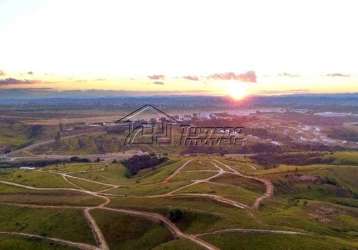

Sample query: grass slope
[91,209,172,250]
[202,232,357,250]
[0,205,95,245]
[0,235,75,250]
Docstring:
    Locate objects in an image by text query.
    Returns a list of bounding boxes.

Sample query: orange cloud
[0,78,42,86]
[147,74,165,80]
[183,75,199,81]
[208,71,256,83]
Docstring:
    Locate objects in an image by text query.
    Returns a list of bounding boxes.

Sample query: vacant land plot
[0,157,355,249]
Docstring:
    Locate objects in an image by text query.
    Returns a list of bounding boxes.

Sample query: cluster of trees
[121,153,168,177]
[27,125,44,139]
[167,209,184,222]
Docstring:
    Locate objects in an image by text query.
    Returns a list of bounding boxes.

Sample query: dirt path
[176,193,248,209]
[0,180,111,249]
[0,177,219,250]
[162,159,193,183]
[5,132,106,157]
[196,228,306,237]
[0,180,109,202]
[0,158,274,250]
[1,200,219,250]
[214,160,274,209]
[101,207,219,250]
[0,202,87,210]
[39,169,119,189]
[166,162,224,195]
[0,231,100,250]
[152,159,273,210]
[62,175,85,190]
[84,208,110,250]
[146,162,250,210]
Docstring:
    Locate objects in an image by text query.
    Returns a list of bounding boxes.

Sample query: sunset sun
[227,82,248,100]
[0,1,357,250]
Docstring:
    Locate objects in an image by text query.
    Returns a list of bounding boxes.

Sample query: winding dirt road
[0,158,275,250]
[0,173,219,250]
[0,231,100,250]
[148,161,258,210]
[162,159,193,183]
[214,160,274,209]
[196,228,306,237]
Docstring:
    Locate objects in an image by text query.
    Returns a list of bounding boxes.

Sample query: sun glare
[227,82,248,100]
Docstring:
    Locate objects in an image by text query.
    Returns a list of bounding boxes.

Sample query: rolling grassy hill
[0,156,356,249]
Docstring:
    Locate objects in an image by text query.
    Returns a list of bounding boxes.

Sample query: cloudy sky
[0,0,357,96]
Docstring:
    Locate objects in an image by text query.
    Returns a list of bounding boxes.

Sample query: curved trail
[0,180,109,201]
[0,201,218,250]
[39,169,119,189]
[214,160,274,209]
[162,162,224,195]
[176,193,248,209]
[0,231,100,250]
[101,207,219,250]
[148,162,249,209]
[0,158,274,250]
[84,208,110,250]
[63,175,85,190]
[0,202,87,209]
[0,180,111,250]
[196,228,306,237]
[0,178,218,250]
[162,159,193,183]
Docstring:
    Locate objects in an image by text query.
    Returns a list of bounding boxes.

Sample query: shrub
[121,154,168,176]
[168,209,184,222]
